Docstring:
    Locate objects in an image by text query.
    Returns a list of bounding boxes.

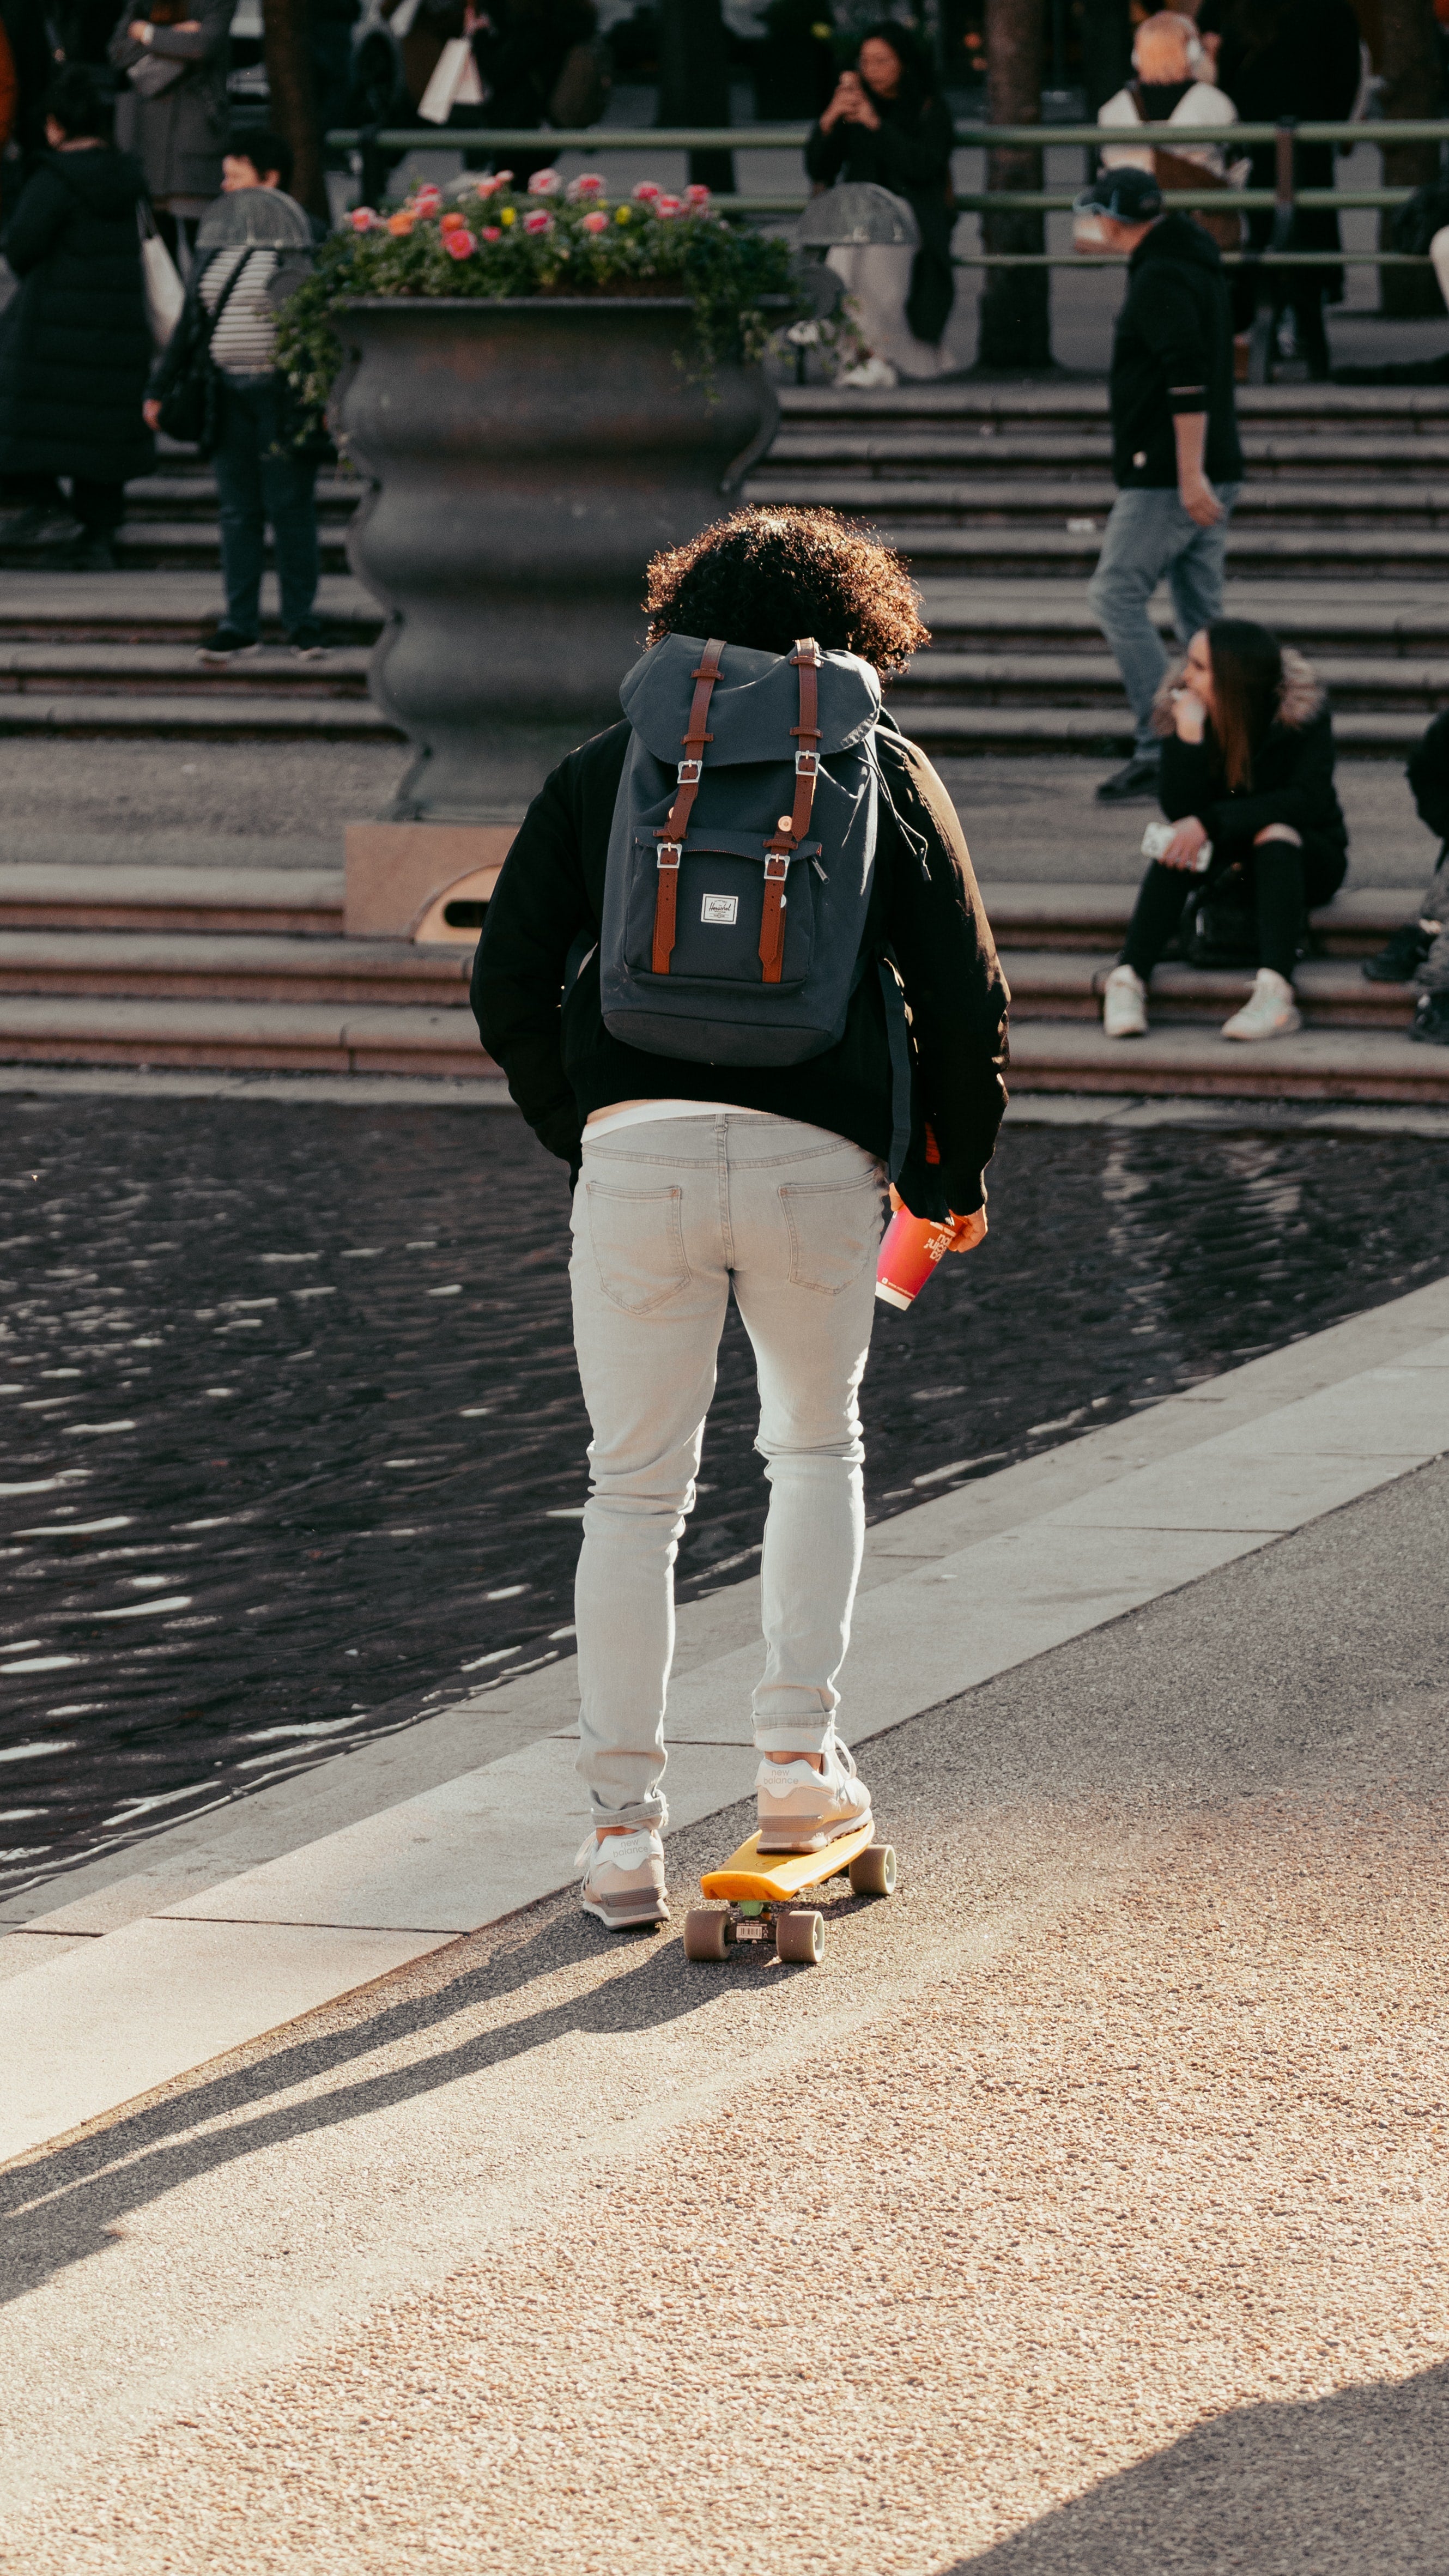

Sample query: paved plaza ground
[3,1284,1448,2572]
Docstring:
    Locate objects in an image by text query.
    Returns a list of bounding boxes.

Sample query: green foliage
[274,175,807,446]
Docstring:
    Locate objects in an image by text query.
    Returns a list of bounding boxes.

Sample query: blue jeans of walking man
[213,371,320,641]
[1088,483,1241,756]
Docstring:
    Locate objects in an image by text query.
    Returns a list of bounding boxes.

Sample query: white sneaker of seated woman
[835,355,899,387]
[1221,968,1302,1041]
[1102,962,1149,1038]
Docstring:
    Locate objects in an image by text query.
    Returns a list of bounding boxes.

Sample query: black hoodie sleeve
[470,754,595,1168]
[878,735,1010,1217]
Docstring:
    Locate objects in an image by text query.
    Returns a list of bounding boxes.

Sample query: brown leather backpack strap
[652,636,724,975]
[759,638,822,984]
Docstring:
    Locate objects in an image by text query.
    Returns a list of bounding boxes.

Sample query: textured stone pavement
[3,1457,1446,2573]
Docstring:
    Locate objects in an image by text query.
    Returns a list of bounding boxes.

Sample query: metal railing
[323,116,1449,271]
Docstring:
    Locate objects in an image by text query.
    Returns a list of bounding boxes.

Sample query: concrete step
[901,647,1449,712]
[0,690,397,741]
[1000,947,1414,1030]
[1007,1019,1449,1104]
[0,641,371,697]
[918,586,1449,654]
[0,994,494,1077]
[122,472,361,524]
[778,383,1449,425]
[980,883,1404,960]
[0,929,472,1007]
[747,472,1449,527]
[0,863,344,934]
[96,524,351,573]
[746,516,1449,579]
[769,430,1449,475]
[0,569,381,645]
[902,702,1430,755]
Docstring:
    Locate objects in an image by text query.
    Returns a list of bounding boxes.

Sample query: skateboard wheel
[849,1842,898,1898]
[683,1908,732,1961]
[775,1907,824,1965]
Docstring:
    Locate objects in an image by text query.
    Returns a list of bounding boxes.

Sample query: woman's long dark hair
[1207,616,1283,790]
[856,19,934,112]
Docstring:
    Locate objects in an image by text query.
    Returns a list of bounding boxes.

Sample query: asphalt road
[2,1452,1446,2574]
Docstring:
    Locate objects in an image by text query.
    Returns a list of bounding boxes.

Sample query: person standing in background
[144,132,325,661]
[1205,0,1362,380]
[1099,10,1237,175]
[805,19,956,386]
[107,0,229,269]
[1075,160,1244,805]
[0,63,154,567]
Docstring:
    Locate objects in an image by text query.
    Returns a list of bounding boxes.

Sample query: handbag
[1180,865,1259,970]
[1128,87,1242,254]
[128,48,186,95]
[137,200,184,349]
[155,251,248,450]
[417,33,482,123]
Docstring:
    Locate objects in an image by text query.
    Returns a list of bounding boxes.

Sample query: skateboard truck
[682,1824,898,1966]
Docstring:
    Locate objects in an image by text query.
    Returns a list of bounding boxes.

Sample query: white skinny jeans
[568,1112,886,1828]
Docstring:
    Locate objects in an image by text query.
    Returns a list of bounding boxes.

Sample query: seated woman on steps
[1102,618,1347,1044]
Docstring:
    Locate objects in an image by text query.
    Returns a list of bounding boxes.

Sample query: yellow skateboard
[682,1823,898,1966]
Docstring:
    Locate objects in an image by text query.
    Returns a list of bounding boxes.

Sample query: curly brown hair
[643,506,929,676]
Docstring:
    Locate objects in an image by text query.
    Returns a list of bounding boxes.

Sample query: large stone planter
[335,296,780,825]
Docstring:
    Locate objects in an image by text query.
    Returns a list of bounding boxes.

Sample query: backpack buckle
[794,750,818,778]
[763,851,789,881]
[656,840,681,870]
[676,757,702,784]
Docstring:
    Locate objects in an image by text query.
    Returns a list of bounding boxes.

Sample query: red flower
[567,172,607,201]
[444,227,477,258]
[632,181,661,203]
[523,209,553,234]
[683,183,711,208]
[349,205,377,231]
[580,209,608,234]
[655,194,683,219]
[481,224,501,241]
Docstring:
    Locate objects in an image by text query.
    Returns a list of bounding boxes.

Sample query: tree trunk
[978,0,1051,368]
[657,0,735,196]
[1378,0,1442,317]
[262,0,326,219]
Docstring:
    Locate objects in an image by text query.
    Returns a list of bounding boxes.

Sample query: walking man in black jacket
[1076,163,1244,803]
[472,509,1008,1931]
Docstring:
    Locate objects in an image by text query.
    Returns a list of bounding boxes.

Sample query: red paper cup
[875,1208,957,1311]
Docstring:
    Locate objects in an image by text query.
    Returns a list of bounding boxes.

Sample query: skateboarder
[472,507,1009,1928]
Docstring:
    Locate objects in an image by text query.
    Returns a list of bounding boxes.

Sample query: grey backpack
[599,631,902,1100]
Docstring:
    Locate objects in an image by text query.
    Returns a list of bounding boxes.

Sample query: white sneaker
[1221,967,1301,1041]
[755,1735,872,1854]
[575,1827,669,1929]
[1102,961,1149,1038]
[835,355,898,388]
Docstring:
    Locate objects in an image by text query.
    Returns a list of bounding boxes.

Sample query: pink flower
[632,181,661,204]
[481,224,501,241]
[580,208,608,234]
[444,226,477,258]
[654,193,683,219]
[683,183,711,208]
[414,184,442,215]
[349,205,377,231]
[475,169,513,197]
[526,167,562,196]
[567,172,606,201]
[523,208,553,234]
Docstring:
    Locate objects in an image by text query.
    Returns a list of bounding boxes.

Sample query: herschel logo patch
[701,893,738,926]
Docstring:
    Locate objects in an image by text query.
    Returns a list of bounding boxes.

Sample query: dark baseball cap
[1073,165,1164,223]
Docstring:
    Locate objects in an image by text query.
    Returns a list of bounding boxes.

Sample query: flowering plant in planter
[274,169,808,444]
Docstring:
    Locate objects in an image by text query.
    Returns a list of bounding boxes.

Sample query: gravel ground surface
[3,1460,1446,2574]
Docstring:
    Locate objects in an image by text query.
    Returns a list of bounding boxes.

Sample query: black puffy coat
[805,81,956,344]
[0,143,155,482]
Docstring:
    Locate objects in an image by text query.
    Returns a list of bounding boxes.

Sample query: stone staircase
[0,382,1444,1100]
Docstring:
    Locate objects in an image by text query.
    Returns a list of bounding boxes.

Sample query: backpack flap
[601,634,882,1068]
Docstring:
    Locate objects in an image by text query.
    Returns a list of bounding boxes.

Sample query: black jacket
[471,716,1009,1218]
[1215,0,1360,274]
[0,144,154,482]
[1108,211,1242,489]
[1156,650,1348,894]
[1408,709,1449,852]
[805,86,956,344]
